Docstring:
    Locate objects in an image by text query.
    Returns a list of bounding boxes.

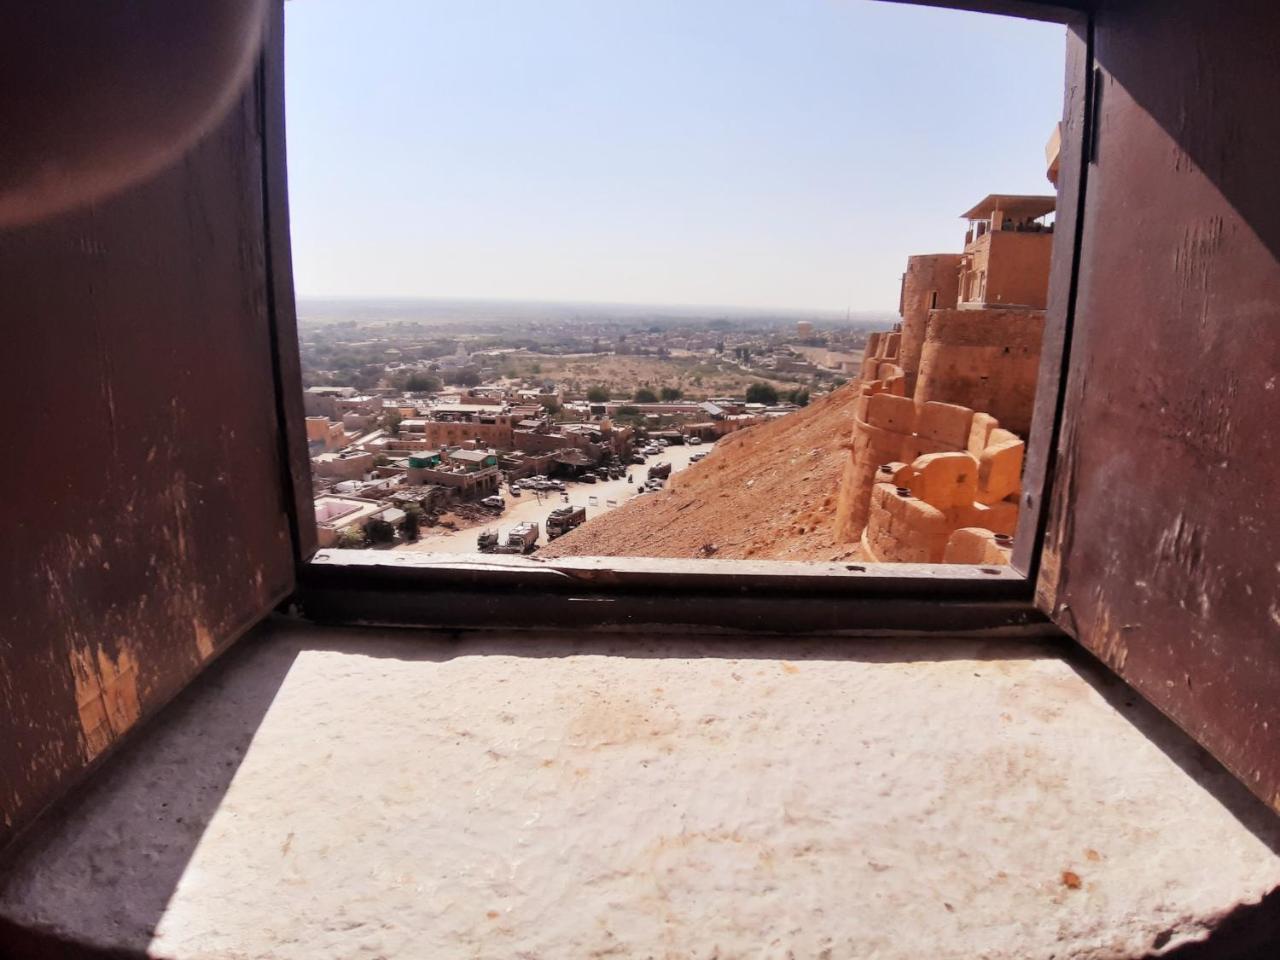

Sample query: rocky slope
[541,383,862,562]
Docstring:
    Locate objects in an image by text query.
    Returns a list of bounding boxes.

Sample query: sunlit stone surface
[2,621,1278,958]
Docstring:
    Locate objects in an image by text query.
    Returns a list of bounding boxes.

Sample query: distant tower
[797,320,814,339]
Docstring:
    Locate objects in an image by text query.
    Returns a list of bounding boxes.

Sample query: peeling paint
[69,643,142,762]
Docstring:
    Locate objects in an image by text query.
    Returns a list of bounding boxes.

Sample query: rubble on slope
[540,383,863,563]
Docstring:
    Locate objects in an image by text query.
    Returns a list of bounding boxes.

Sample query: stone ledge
[2,620,1278,959]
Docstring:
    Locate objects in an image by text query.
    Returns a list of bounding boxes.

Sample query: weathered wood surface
[1038,0,1280,812]
[0,26,295,850]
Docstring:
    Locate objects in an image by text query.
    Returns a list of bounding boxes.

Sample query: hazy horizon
[286,1,1064,312]
[295,294,895,329]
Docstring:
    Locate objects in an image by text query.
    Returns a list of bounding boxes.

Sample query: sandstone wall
[914,308,1044,436]
[898,254,962,392]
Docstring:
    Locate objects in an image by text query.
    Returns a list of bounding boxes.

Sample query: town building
[313,494,402,548]
[312,449,375,481]
[305,415,348,453]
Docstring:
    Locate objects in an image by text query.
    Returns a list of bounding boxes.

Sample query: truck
[501,521,540,554]
[476,521,540,554]
[647,461,672,481]
[546,505,587,539]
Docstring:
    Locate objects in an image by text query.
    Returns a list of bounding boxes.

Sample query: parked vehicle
[687,436,702,446]
[595,469,610,481]
[579,472,597,484]
[645,478,665,491]
[630,454,646,465]
[690,452,707,463]
[549,480,566,491]
[647,461,672,481]
[477,521,540,554]
[481,495,505,511]
[503,521,540,554]
[546,505,587,539]
[509,484,522,496]
[607,465,623,479]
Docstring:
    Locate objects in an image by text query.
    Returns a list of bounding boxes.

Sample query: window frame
[261,0,1095,630]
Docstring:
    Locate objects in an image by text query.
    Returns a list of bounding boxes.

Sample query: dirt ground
[502,352,807,399]
[540,382,865,563]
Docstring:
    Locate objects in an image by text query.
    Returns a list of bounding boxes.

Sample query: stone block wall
[914,308,1045,436]
[858,439,1022,564]
[834,383,1025,563]
[898,253,963,392]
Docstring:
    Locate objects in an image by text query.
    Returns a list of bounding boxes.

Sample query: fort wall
[898,253,962,392]
[914,308,1044,436]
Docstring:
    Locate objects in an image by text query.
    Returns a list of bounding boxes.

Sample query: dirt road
[393,442,705,555]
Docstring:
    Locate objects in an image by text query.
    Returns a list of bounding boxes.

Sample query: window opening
[284,1,1068,573]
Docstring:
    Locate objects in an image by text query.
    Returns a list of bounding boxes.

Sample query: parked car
[690,452,707,463]
[549,480,566,491]
[481,495,505,511]
[630,454,646,464]
[579,473,597,484]
[509,484,522,496]
[687,436,702,446]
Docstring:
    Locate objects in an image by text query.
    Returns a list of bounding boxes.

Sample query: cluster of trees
[336,504,424,549]
[631,386,684,403]
[743,383,811,406]
[396,371,442,393]
[445,369,482,387]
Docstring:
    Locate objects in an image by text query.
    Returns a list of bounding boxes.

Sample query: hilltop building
[836,150,1057,564]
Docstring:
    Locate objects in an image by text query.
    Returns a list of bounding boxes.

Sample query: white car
[481,495,505,510]
[687,436,702,446]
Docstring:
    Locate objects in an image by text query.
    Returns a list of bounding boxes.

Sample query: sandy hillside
[541,383,863,562]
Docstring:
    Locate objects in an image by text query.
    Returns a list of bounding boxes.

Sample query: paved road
[397,442,705,555]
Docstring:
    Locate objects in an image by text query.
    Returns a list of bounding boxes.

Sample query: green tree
[365,518,396,545]
[404,372,442,393]
[659,386,682,401]
[633,387,658,403]
[398,510,421,543]
[616,405,641,417]
[336,526,366,549]
[586,385,610,402]
[447,369,482,387]
[745,382,779,405]
[787,388,811,407]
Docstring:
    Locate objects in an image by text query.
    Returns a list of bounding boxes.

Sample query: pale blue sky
[285,0,1064,311]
